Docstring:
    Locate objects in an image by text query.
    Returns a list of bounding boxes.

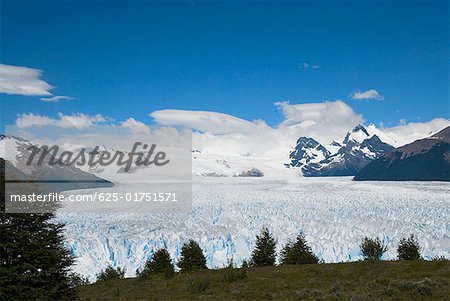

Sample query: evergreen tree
[359,237,387,261]
[241,259,251,268]
[177,239,207,272]
[0,159,76,301]
[397,234,421,260]
[280,233,319,265]
[139,248,174,278]
[251,227,277,267]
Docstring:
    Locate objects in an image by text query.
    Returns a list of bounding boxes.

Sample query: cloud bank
[380,118,450,146]
[13,101,449,158]
[16,113,106,129]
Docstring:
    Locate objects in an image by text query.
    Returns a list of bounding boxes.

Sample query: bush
[220,260,248,282]
[138,248,174,279]
[221,267,248,283]
[186,277,211,293]
[280,233,319,265]
[178,239,207,272]
[251,227,277,267]
[359,237,387,261]
[96,265,126,282]
[397,234,421,260]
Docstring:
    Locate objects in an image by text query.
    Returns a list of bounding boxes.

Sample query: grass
[77,260,450,300]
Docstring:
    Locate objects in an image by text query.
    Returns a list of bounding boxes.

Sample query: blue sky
[1,1,449,130]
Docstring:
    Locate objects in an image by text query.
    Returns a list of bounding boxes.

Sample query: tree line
[97,227,426,282]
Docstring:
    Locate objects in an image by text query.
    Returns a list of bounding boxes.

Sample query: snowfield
[54,177,450,280]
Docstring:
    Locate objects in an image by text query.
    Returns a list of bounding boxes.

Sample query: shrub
[397,234,421,260]
[96,265,125,282]
[220,260,248,282]
[280,233,319,265]
[359,237,387,261]
[178,239,207,272]
[138,248,174,279]
[221,268,248,283]
[251,227,277,267]
[186,277,211,293]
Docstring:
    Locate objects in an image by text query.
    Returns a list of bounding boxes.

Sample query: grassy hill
[77,260,450,300]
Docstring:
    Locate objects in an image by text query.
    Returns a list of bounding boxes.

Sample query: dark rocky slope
[354,126,450,181]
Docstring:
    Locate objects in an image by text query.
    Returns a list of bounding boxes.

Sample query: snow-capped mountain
[289,124,394,176]
[1,122,445,181]
[288,137,331,168]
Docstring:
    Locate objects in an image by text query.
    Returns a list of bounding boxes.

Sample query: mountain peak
[343,124,370,144]
[352,124,369,134]
[289,136,330,168]
[295,136,321,148]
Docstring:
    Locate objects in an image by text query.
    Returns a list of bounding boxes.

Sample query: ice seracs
[54,177,450,280]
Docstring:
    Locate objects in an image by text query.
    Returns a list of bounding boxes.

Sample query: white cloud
[0,64,53,96]
[150,109,265,134]
[120,118,151,133]
[381,118,450,146]
[16,113,106,129]
[15,114,55,129]
[350,89,384,100]
[275,100,364,144]
[302,62,319,69]
[40,95,75,102]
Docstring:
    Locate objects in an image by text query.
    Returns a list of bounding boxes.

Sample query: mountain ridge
[354,126,450,181]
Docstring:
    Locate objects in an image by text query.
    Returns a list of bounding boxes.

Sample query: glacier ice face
[54,177,450,281]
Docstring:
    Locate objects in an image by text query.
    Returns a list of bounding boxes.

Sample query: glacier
[54,177,450,281]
